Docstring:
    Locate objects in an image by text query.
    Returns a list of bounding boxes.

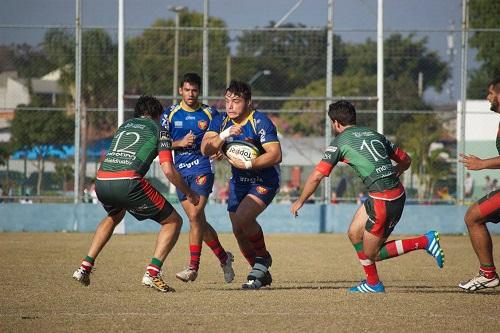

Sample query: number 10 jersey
[316,126,409,193]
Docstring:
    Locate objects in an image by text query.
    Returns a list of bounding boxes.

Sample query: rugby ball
[222,140,260,162]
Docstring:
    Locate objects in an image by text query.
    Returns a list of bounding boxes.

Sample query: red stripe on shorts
[139,178,165,210]
[371,199,387,237]
[478,190,500,219]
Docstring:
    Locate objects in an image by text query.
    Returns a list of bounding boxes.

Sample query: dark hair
[328,100,356,126]
[225,80,252,101]
[134,95,163,119]
[488,78,500,93]
[180,73,202,88]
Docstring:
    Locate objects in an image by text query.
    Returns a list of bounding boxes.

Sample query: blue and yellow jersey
[160,101,219,177]
[207,110,281,185]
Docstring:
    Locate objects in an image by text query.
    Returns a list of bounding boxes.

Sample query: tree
[10,107,74,195]
[278,33,450,136]
[126,11,229,97]
[467,0,500,98]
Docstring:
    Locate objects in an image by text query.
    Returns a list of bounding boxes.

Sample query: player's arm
[388,144,412,176]
[227,142,282,170]
[290,169,326,217]
[160,160,199,205]
[172,130,195,149]
[459,154,500,170]
[201,125,242,156]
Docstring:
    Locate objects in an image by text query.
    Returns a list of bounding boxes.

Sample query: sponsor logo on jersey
[196,175,207,185]
[185,115,196,120]
[178,159,200,169]
[160,131,170,140]
[323,153,332,159]
[174,121,183,128]
[353,131,374,138]
[198,120,208,130]
[256,186,269,195]
[326,146,337,153]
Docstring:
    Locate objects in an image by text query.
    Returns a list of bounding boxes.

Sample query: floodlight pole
[74,0,82,204]
[202,0,209,105]
[118,0,124,126]
[457,0,469,203]
[377,0,384,134]
[324,0,333,204]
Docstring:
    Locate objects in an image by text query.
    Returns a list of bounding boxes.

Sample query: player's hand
[459,153,485,170]
[181,130,195,148]
[290,200,304,218]
[226,156,246,170]
[211,151,223,161]
[186,191,200,206]
[229,125,242,137]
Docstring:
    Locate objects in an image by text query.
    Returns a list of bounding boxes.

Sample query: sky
[0,0,468,103]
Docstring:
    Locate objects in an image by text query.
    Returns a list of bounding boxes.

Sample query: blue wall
[1,203,500,234]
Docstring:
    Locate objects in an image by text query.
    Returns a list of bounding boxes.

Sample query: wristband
[244,160,252,169]
[219,127,232,141]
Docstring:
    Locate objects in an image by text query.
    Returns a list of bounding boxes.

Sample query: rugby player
[458,78,500,291]
[73,96,199,293]
[161,73,234,283]
[201,80,282,289]
[291,100,444,293]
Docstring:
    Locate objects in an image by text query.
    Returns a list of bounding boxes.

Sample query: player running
[458,78,500,292]
[201,80,282,289]
[161,73,234,283]
[290,100,444,293]
[72,96,199,293]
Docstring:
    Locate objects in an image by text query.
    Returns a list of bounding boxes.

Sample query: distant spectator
[464,172,474,198]
[335,176,347,198]
[484,176,494,193]
[330,191,339,204]
[19,195,33,204]
[356,191,368,205]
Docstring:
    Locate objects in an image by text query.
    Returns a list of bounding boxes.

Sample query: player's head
[328,101,356,135]
[134,95,163,120]
[487,78,500,113]
[179,73,201,108]
[225,80,252,120]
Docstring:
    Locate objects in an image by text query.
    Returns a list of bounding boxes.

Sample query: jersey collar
[180,100,201,112]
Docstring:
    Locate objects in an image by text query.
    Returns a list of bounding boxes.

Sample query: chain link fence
[0,0,498,204]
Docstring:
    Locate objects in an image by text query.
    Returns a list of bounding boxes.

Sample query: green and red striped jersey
[316,126,409,194]
[97,117,172,180]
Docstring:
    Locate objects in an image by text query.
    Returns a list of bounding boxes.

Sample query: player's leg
[347,204,385,293]
[203,222,235,283]
[126,178,181,292]
[142,209,182,293]
[227,181,257,267]
[459,190,500,291]
[175,195,209,282]
[375,194,444,268]
[73,209,126,286]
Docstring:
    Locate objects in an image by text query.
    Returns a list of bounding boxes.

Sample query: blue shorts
[176,173,214,201]
[227,179,279,212]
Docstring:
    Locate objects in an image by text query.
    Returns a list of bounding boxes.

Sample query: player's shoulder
[201,104,219,116]
[252,110,275,127]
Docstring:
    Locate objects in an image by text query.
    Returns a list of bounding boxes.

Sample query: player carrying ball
[291,100,444,293]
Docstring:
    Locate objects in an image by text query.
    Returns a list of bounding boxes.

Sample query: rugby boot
[349,280,385,293]
[142,271,175,292]
[459,272,500,292]
[175,267,198,282]
[72,267,91,286]
[221,251,235,283]
[242,255,272,290]
[424,230,444,268]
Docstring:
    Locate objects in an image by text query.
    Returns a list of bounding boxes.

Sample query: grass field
[1,232,499,332]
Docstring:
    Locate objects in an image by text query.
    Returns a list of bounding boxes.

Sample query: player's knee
[464,205,482,227]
